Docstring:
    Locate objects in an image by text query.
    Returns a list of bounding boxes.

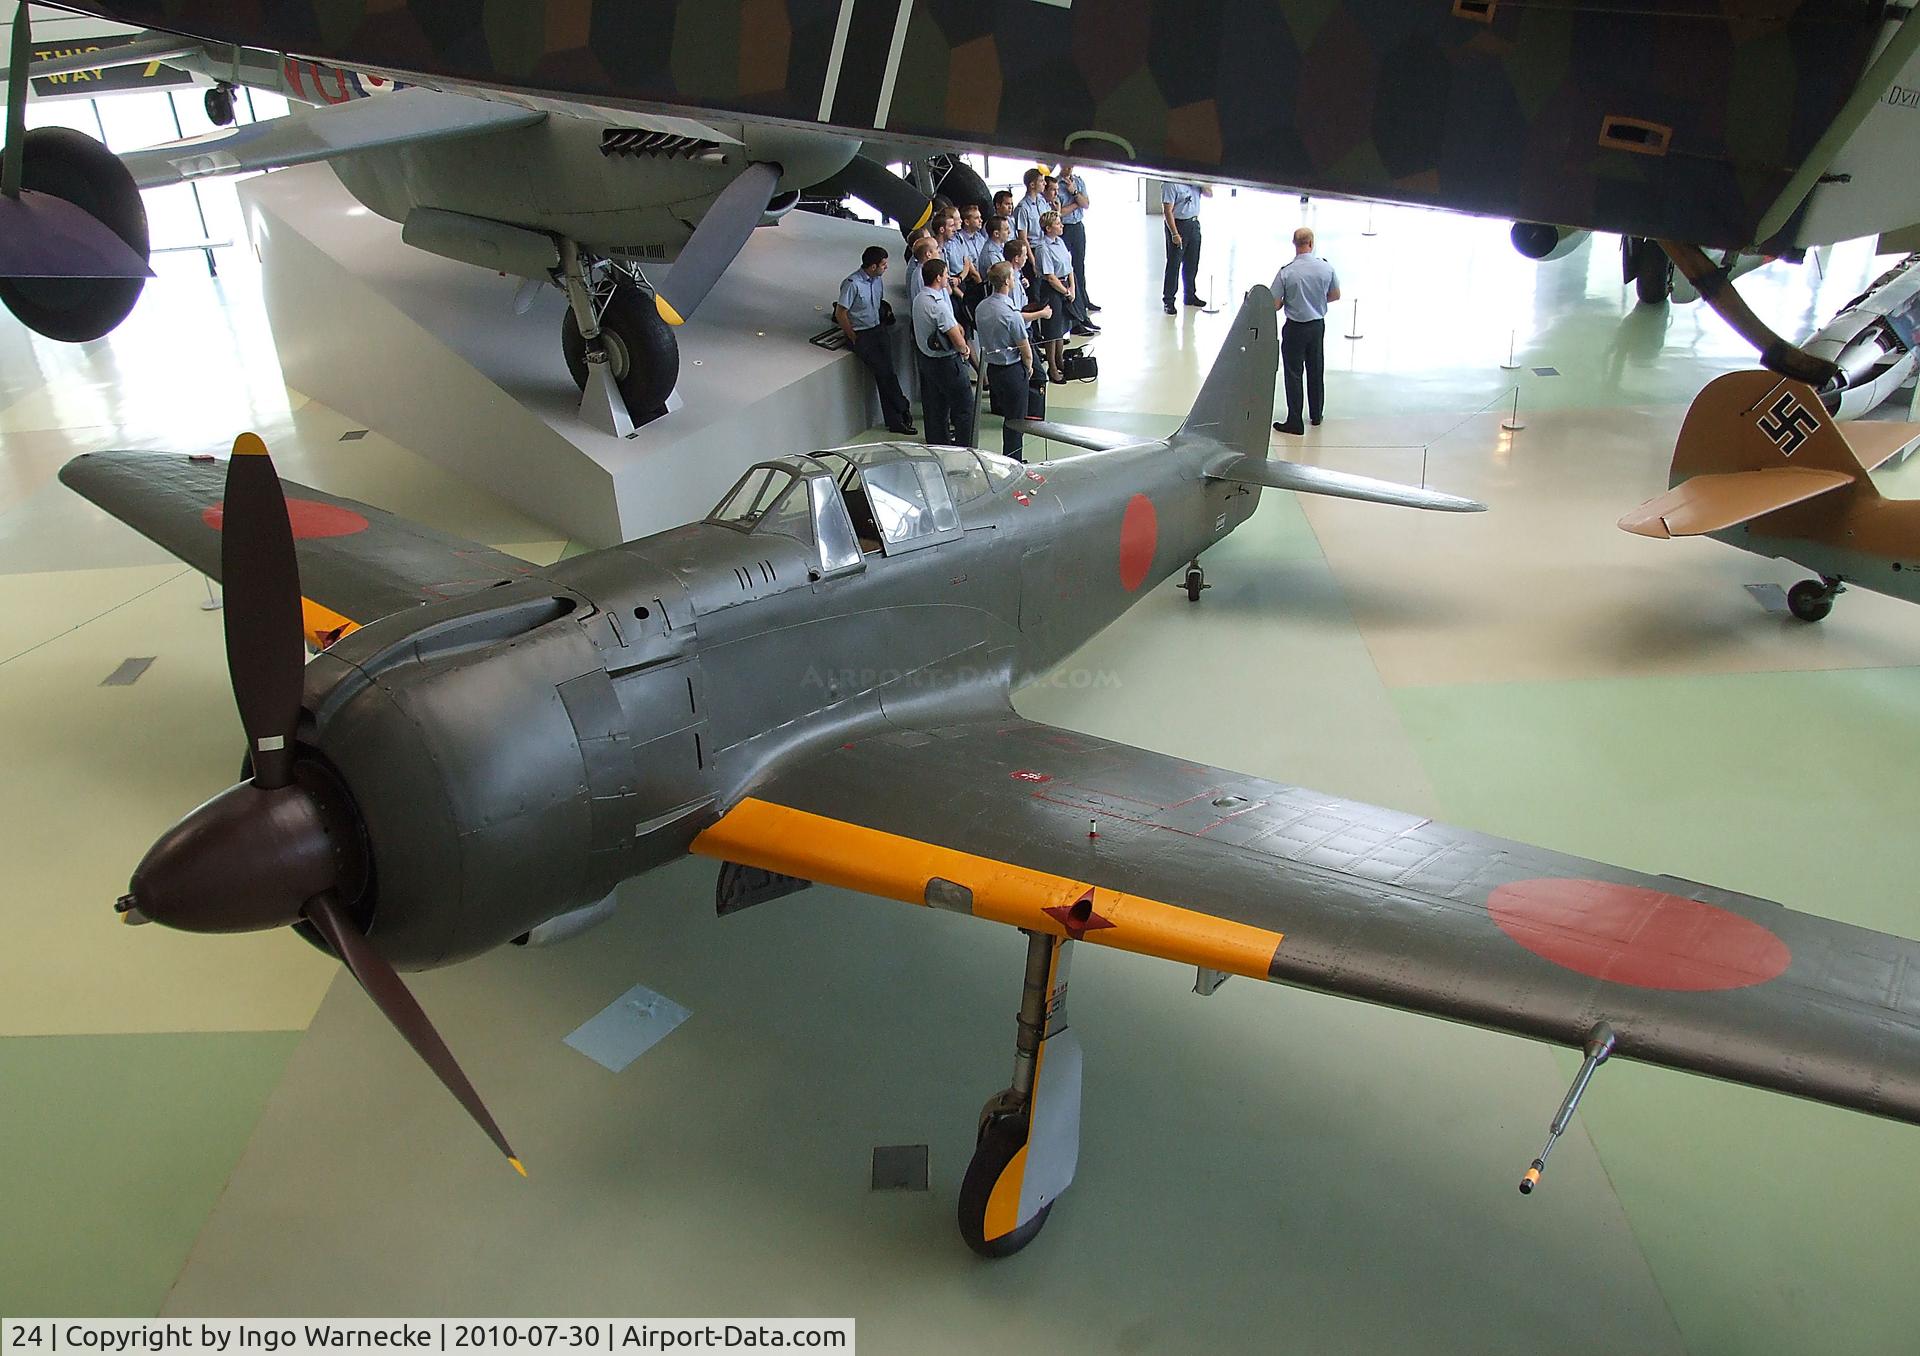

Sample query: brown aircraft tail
[1621,371,1918,539]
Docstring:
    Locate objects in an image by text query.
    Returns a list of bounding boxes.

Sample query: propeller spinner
[115,433,524,1176]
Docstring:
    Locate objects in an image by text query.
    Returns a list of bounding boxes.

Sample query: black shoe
[1086,302,1102,313]
[1310,415,1323,426]
[1185,296,1206,307]
[888,423,918,436]
[1273,420,1304,435]
[1163,300,1177,315]
[1070,323,1100,337]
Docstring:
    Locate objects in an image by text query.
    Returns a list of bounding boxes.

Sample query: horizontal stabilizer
[0,190,150,279]
[1619,466,1854,538]
[1840,420,1920,472]
[121,87,545,189]
[1204,451,1485,513]
[1021,419,1140,453]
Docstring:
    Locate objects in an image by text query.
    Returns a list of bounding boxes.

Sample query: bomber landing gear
[204,83,238,127]
[1180,559,1210,602]
[1625,236,1674,305]
[1788,576,1843,622]
[957,930,1083,1258]
[556,241,678,434]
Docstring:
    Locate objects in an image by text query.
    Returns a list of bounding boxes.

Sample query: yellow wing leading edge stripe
[690,797,1285,979]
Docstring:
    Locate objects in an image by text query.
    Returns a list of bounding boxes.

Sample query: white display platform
[239,166,913,545]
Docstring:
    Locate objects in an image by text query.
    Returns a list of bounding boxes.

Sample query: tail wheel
[957,1112,1052,1258]
[205,84,237,127]
[0,127,150,341]
[560,279,679,424]
[1787,579,1835,622]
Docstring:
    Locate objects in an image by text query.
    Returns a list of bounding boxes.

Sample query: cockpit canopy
[705,443,1023,575]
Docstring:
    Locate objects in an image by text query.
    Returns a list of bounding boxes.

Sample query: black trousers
[1163,217,1201,303]
[916,351,975,448]
[1281,317,1326,424]
[987,360,1030,460]
[851,326,911,429]
[1062,219,1091,321]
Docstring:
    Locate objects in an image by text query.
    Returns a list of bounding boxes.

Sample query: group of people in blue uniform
[833,165,1102,462]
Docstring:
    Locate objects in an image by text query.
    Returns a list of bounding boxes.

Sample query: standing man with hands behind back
[1272,226,1340,434]
[1162,181,1210,314]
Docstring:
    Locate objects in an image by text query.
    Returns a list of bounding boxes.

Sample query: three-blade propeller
[119,433,523,1175]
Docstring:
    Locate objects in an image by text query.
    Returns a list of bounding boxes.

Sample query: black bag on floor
[1061,346,1098,381]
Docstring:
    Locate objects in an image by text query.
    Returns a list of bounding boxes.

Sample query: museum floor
[6,192,1920,1354]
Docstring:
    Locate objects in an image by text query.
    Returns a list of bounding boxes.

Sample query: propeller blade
[652,160,782,327]
[219,433,305,789]
[304,891,525,1176]
[831,154,933,234]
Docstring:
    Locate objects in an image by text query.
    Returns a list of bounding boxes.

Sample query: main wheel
[958,1112,1052,1258]
[204,84,237,127]
[560,281,679,425]
[1632,238,1673,305]
[1787,579,1834,622]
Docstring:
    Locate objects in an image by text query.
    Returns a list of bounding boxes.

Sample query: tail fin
[1175,285,1278,459]
[1673,370,1876,496]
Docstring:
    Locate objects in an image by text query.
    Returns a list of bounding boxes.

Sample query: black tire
[1184,570,1204,602]
[935,159,993,214]
[204,85,237,126]
[1633,238,1673,305]
[1787,579,1834,623]
[560,281,679,425]
[0,127,150,342]
[957,1113,1052,1258]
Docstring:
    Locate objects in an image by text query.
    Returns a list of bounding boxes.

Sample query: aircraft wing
[693,714,1920,1126]
[1618,467,1855,538]
[119,86,545,189]
[60,450,540,643]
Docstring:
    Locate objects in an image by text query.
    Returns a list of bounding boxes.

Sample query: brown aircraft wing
[693,716,1920,1126]
[60,449,541,644]
[1619,467,1855,538]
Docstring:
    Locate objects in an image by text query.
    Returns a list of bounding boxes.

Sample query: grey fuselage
[298,436,1259,968]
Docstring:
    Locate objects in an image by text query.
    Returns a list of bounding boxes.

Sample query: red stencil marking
[203,498,369,539]
[1488,878,1791,992]
[1118,493,1157,591]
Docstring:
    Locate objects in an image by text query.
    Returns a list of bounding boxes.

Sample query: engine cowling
[0,127,150,341]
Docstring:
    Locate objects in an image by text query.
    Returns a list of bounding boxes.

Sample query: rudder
[1673,371,1874,495]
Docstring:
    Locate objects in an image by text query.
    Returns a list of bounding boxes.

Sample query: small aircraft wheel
[204,84,237,127]
[1787,579,1834,622]
[957,1112,1051,1259]
[1633,238,1673,305]
[560,280,679,424]
[1184,569,1204,602]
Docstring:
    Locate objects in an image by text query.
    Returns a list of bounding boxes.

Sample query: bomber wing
[61,448,540,644]
[694,715,1920,1126]
[119,86,545,189]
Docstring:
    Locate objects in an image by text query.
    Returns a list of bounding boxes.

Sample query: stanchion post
[1500,328,1520,371]
[1501,386,1526,432]
[1344,298,1363,340]
[1362,204,1377,237]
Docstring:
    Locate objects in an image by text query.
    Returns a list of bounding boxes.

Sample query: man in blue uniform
[976,262,1036,460]
[1012,167,1048,255]
[911,258,974,448]
[833,245,916,436]
[1058,164,1099,322]
[1271,226,1341,434]
[1161,181,1210,314]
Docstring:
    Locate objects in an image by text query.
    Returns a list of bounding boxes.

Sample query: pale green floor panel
[0,1031,303,1316]
[1393,668,1920,1356]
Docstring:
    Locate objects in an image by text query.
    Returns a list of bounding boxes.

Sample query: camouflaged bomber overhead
[56,0,1894,250]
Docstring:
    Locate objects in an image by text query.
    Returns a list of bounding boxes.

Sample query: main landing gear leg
[958,930,1083,1258]
[1181,558,1209,602]
[558,237,636,439]
[1787,575,1844,623]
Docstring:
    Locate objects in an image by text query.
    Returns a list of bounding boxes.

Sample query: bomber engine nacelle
[1510,222,1590,262]
[0,127,152,341]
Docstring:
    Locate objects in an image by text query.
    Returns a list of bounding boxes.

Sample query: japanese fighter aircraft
[21,0,1920,390]
[61,286,1920,1257]
[0,21,935,431]
[1621,369,1920,622]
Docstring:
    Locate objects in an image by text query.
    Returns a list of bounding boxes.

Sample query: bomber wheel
[957,1112,1051,1259]
[1787,579,1835,623]
[1633,238,1673,305]
[561,280,679,425]
[204,84,237,127]
[0,126,150,342]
